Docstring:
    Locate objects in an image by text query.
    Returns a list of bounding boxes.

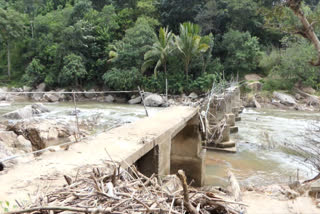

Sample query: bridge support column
[158,136,171,176]
[170,115,205,186]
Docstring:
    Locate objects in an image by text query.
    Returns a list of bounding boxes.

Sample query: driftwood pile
[7,166,246,214]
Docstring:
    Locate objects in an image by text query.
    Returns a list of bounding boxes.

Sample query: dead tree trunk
[286,0,320,66]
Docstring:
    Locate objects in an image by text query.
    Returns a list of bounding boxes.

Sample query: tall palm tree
[175,22,209,79]
[142,27,174,77]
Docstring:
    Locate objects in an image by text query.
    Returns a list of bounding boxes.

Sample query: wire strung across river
[0,91,139,94]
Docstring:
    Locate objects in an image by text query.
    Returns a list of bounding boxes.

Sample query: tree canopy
[1,0,320,93]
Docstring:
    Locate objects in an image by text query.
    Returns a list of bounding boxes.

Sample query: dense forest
[0,0,320,94]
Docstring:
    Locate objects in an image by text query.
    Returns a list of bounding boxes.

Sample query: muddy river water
[206,108,320,187]
[1,102,319,187]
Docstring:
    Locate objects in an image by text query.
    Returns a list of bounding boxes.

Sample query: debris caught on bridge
[7,165,246,214]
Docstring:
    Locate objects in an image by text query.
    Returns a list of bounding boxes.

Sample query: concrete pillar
[225,113,235,127]
[137,135,171,178]
[136,146,159,177]
[215,97,227,121]
[158,136,171,176]
[222,124,230,142]
[170,115,205,186]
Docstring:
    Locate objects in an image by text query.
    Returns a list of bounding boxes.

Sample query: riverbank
[242,74,320,112]
[1,90,320,212]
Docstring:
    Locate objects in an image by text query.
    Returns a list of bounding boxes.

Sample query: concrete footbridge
[0,86,243,202]
[0,106,206,201]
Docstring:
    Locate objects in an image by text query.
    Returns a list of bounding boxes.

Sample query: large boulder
[0,87,8,101]
[0,131,32,153]
[104,95,115,103]
[16,135,32,152]
[43,91,60,102]
[244,74,262,81]
[0,141,17,169]
[144,94,164,107]
[3,105,33,119]
[31,83,46,101]
[23,86,32,92]
[0,131,18,148]
[57,89,66,100]
[143,92,153,99]
[3,103,50,119]
[37,83,46,91]
[32,103,50,114]
[273,92,297,106]
[128,96,142,105]
[11,88,23,92]
[84,89,96,99]
[247,81,262,92]
[188,92,198,99]
[7,119,73,150]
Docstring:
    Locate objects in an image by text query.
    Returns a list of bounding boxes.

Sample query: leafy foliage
[142,27,173,77]
[22,58,45,87]
[222,30,262,76]
[103,67,143,90]
[1,0,320,93]
[175,22,210,79]
[110,17,157,69]
[261,38,319,89]
[60,54,87,87]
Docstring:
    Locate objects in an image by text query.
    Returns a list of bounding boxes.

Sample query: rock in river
[7,119,73,150]
[3,103,50,119]
[273,92,297,106]
[128,96,142,105]
[43,91,60,102]
[144,94,164,107]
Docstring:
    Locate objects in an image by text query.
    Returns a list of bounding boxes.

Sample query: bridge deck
[0,106,198,201]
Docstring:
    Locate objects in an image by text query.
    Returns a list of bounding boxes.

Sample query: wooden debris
[7,167,246,214]
[177,170,198,214]
[63,175,73,186]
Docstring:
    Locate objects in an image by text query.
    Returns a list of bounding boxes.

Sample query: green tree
[157,0,205,32]
[60,54,87,87]
[175,22,210,79]
[142,27,174,77]
[22,58,45,87]
[103,67,143,90]
[69,0,92,25]
[109,17,157,69]
[0,8,25,79]
[261,38,319,89]
[222,29,262,76]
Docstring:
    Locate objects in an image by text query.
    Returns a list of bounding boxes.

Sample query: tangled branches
[7,165,246,214]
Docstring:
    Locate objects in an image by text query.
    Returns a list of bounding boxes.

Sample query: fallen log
[294,88,320,106]
[253,96,261,109]
[177,170,198,214]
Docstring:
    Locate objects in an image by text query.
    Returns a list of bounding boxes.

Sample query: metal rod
[138,86,149,117]
[72,91,80,142]
[165,78,168,106]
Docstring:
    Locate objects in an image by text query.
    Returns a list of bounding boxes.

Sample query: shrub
[103,67,143,90]
[260,38,319,89]
[222,29,262,76]
[22,58,45,87]
[59,54,87,87]
[261,79,294,91]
